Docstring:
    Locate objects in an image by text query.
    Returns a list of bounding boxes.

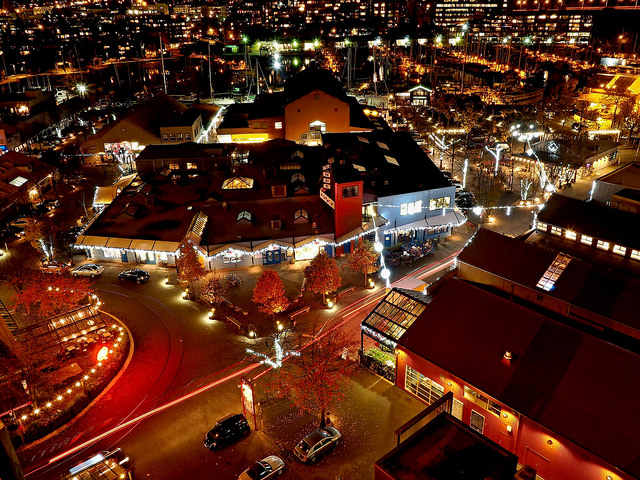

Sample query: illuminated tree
[349,239,379,286]
[268,326,358,428]
[12,272,94,324]
[200,273,226,307]
[304,250,341,304]
[252,269,289,319]
[176,239,207,294]
[619,98,640,144]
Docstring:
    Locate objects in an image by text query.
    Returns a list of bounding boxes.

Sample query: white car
[71,263,104,277]
[294,426,341,464]
[239,455,285,480]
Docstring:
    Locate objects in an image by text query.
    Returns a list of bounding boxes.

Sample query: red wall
[333,180,363,239]
[396,348,631,480]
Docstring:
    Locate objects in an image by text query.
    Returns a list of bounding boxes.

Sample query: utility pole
[159,35,167,94]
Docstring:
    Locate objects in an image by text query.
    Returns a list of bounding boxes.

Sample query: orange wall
[285,90,351,142]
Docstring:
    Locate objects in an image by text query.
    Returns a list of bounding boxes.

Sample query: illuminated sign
[96,346,109,362]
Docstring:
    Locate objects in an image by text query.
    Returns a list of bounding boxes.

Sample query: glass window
[596,240,609,251]
[631,250,640,261]
[342,186,359,198]
[580,234,593,246]
[186,162,197,170]
[537,221,548,231]
[400,201,422,215]
[565,230,577,240]
[168,163,179,170]
[275,122,283,129]
[236,210,253,222]
[550,226,562,236]
[429,197,450,210]
[612,245,626,256]
[470,411,485,434]
[185,133,192,141]
[177,133,183,141]
[405,366,444,405]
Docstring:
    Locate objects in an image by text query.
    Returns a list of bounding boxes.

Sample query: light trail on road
[32,248,463,476]
[26,362,261,477]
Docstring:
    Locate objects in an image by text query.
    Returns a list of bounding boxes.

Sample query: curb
[17,311,135,453]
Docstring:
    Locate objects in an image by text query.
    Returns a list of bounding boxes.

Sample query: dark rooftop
[322,131,450,196]
[376,412,517,480]
[537,193,640,250]
[399,278,640,479]
[459,228,640,343]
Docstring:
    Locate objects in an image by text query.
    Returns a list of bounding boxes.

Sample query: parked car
[455,193,478,209]
[238,455,285,480]
[293,426,341,464]
[40,261,70,275]
[9,217,30,229]
[44,199,61,210]
[72,263,104,277]
[118,268,150,283]
[204,413,250,450]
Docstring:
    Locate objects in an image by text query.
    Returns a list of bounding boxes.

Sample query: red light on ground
[96,346,109,362]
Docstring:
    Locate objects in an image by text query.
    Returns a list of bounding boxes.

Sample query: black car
[204,413,250,450]
[118,268,150,283]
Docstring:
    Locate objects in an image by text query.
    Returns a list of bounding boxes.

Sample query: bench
[226,314,242,329]
[336,285,355,299]
[289,305,311,322]
[221,296,234,308]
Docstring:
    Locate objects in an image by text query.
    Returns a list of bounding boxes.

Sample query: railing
[394,391,454,447]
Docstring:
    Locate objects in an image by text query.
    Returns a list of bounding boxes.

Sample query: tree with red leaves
[304,250,341,304]
[12,272,94,324]
[200,273,226,307]
[252,269,289,319]
[176,239,207,294]
[349,239,380,286]
[268,326,358,428]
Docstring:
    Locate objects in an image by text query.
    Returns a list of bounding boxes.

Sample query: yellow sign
[231,133,268,143]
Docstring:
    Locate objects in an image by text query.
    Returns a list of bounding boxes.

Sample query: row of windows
[538,221,640,260]
[162,132,192,142]
[400,197,451,215]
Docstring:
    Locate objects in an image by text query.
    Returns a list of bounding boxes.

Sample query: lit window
[9,176,28,187]
[405,366,444,404]
[185,133,192,141]
[236,210,253,223]
[631,250,640,261]
[400,200,422,215]
[536,253,572,291]
[537,221,548,231]
[168,163,179,170]
[275,121,283,129]
[291,173,305,183]
[429,197,450,210]
[222,177,254,189]
[463,386,501,416]
[186,163,197,170]
[294,209,309,223]
[580,234,593,246]
[612,245,626,256]
[565,230,577,240]
[596,240,609,251]
[550,226,562,236]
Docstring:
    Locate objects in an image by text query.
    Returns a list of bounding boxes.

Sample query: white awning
[77,235,109,247]
[384,210,467,233]
[129,239,155,251]
[106,237,133,249]
[152,241,179,253]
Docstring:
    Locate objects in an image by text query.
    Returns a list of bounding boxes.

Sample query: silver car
[294,426,341,464]
[71,263,104,278]
[238,455,285,480]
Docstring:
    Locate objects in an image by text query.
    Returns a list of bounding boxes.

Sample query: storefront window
[429,197,450,210]
[536,221,548,231]
[565,230,577,240]
[405,365,444,405]
[580,234,593,246]
[612,245,626,256]
[596,240,610,251]
[295,242,322,261]
[631,250,640,261]
[550,226,562,236]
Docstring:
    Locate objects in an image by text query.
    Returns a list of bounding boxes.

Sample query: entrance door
[262,249,282,265]
[523,447,549,479]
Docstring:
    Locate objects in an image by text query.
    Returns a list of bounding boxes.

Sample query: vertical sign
[241,377,257,430]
